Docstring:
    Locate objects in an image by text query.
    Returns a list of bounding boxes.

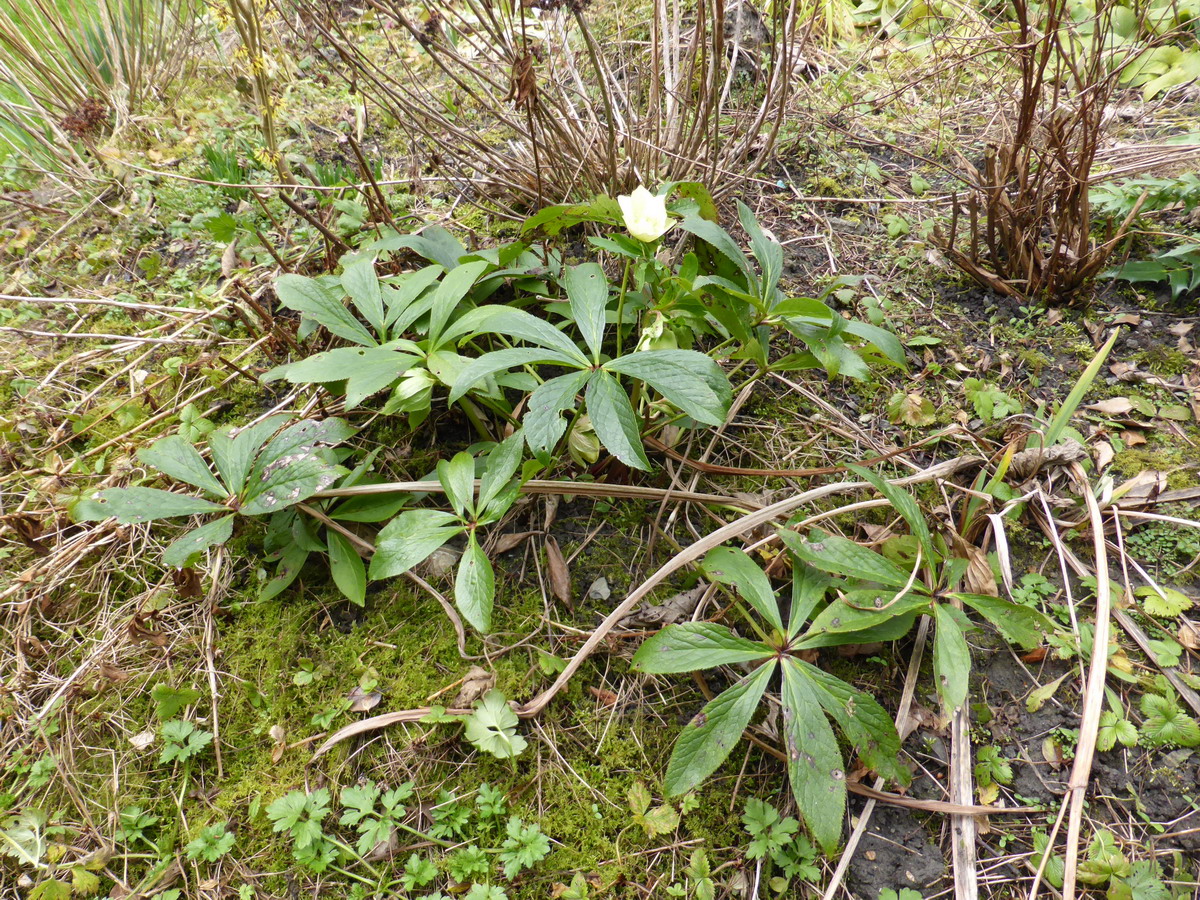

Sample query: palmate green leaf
[208,416,290,498]
[262,344,419,409]
[845,465,934,563]
[369,509,463,579]
[498,817,551,879]
[779,530,913,589]
[427,259,489,345]
[262,544,310,603]
[340,255,385,336]
[239,419,354,514]
[438,451,476,519]
[702,546,783,633]
[788,560,829,637]
[663,660,776,796]
[604,350,731,426]
[585,369,650,470]
[241,456,347,517]
[449,347,581,405]
[631,622,772,674]
[479,431,526,513]
[799,591,929,641]
[91,487,227,524]
[464,690,526,758]
[678,214,757,289]
[138,435,225,497]
[456,532,494,633]
[454,305,588,365]
[562,262,609,362]
[327,530,366,606]
[794,660,909,785]
[249,418,356,487]
[780,658,846,854]
[737,200,783,301]
[1139,693,1200,747]
[275,274,377,347]
[331,489,409,524]
[798,612,919,649]
[162,515,235,568]
[368,225,465,270]
[1135,586,1194,618]
[524,370,591,455]
[933,604,972,713]
[383,264,443,332]
[955,593,1055,650]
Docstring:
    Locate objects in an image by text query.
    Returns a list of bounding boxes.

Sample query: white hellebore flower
[617,185,673,243]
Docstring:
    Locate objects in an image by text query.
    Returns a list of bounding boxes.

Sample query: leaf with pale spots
[795,660,909,785]
[784,532,914,589]
[631,622,772,674]
[933,605,972,713]
[780,658,846,854]
[663,661,777,796]
[702,546,783,633]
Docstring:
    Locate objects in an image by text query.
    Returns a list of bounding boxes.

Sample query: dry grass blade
[0,0,203,180]
[1059,461,1111,900]
[950,600,980,900]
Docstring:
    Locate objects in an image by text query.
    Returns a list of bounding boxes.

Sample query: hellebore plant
[631,544,910,853]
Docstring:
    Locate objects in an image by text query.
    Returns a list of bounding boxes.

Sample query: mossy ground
[3,5,1200,900]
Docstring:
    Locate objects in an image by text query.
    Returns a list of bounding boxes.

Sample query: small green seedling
[369,433,528,632]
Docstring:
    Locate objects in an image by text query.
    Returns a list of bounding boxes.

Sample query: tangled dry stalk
[291,0,804,215]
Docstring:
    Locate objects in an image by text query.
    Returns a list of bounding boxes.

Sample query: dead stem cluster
[288,0,803,215]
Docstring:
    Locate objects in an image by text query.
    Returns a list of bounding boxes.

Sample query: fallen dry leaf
[1086,397,1134,416]
[900,703,948,740]
[1110,361,1138,381]
[542,495,559,531]
[1179,621,1200,651]
[588,686,618,707]
[270,724,287,763]
[420,546,460,578]
[173,567,202,599]
[1121,430,1146,447]
[617,585,705,629]
[493,530,536,554]
[453,666,495,707]
[1093,440,1114,471]
[949,530,998,596]
[544,536,572,610]
[221,241,240,278]
[347,686,382,712]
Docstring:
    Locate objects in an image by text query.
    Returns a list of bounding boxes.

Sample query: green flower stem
[395,820,457,849]
[326,836,384,879]
[734,599,775,645]
[457,397,495,442]
[614,257,633,360]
